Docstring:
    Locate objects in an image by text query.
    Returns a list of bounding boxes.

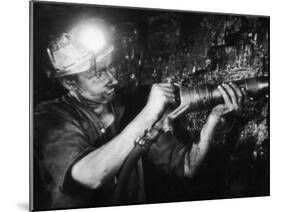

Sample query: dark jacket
[33,92,190,210]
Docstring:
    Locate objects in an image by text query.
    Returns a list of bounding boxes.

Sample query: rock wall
[115,13,269,199]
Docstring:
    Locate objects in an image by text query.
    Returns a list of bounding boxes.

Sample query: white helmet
[47,18,114,77]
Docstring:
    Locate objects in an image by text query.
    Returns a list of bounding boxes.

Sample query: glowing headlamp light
[73,22,114,63]
[76,25,113,62]
[76,24,107,54]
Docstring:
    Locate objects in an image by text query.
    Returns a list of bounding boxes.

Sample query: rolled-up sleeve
[38,116,96,192]
[34,107,102,209]
[44,123,94,190]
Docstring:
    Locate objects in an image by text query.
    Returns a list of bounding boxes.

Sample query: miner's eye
[95,67,106,78]
[86,67,96,79]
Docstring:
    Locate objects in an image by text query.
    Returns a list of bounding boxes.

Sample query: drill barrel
[170,76,269,120]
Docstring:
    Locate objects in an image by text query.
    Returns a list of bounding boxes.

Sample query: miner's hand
[211,82,244,119]
[144,83,176,121]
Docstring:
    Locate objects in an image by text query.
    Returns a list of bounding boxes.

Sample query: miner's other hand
[211,82,244,118]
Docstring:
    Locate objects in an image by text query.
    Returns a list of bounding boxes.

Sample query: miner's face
[75,53,118,104]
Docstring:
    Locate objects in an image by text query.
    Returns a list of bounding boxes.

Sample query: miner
[34,18,244,209]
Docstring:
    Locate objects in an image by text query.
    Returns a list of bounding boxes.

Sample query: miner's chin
[102,90,117,103]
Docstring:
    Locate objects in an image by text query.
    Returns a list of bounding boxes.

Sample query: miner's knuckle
[224,83,231,89]
[235,91,241,97]
[229,105,235,111]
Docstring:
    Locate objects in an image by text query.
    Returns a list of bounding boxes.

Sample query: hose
[112,145,146,204]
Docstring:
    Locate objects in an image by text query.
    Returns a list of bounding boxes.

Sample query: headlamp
[73,22,108,55]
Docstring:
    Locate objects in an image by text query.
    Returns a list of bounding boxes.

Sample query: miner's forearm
[71,107,157,189]
[184,113,220,178]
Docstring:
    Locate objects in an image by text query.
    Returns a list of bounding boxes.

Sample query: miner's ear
[60,77,78,91]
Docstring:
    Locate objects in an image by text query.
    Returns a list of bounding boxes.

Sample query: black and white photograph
[30,1,269,211]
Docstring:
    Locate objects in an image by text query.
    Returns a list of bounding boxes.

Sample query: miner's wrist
[209,112,225,124]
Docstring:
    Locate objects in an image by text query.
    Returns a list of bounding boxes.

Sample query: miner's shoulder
[34,95,79,126]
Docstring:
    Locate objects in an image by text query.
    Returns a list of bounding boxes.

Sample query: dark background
[33,1,269,203]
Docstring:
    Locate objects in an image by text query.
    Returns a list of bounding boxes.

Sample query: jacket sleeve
[34,105,109,209]
[35,110,95,186]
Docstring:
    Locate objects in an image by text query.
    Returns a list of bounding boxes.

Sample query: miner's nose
[107,69,118,86]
